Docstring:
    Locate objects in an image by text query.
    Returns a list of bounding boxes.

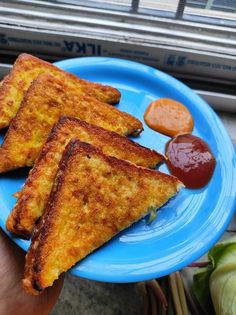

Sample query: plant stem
[175,272,189,315]
[146,279,168,310]
[181,277,201,315]
[167,278,175,315]
[160,277,167,315]
[137,282,149,315]
[188,262,209,268]
[169,273,183,315]
[147,284,158,315]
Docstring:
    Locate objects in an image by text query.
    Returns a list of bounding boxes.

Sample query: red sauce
[165,134,216,189]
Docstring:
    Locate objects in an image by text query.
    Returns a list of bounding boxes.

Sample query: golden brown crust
[23,140,77,295]
[23,140,182,295]
[0,53,121,128]
[6,116,163,238]
[0,76,7,87]
[0,74,142,173]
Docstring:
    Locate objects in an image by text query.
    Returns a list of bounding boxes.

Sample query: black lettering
[87,43,96,55]
[76,42,86,54]
[64,41,75,52]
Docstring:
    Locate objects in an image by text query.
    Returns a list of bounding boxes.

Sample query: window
[55,0,236,25]
[0,0,236,110]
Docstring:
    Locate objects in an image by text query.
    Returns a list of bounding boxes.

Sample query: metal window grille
[0,0,236,111]
[53,0,236,26]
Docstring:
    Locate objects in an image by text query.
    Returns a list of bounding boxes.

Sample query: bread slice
[0,74,142,173]
[0,54,120,129]
[23,140,182,295]
[7,116,163,238]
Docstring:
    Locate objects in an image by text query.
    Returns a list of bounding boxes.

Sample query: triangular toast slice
[7,116,163,238]
[0,74,142,173]
[0,53,120,128]
[23,140,182,295]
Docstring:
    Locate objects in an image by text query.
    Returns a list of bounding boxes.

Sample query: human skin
[0,229,64,315]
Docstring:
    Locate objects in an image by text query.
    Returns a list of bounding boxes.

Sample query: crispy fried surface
[7,116,163,238]
[0,74,142,173]
[0,54,121,128]
[0,75,8,87]
[23,140,182,295]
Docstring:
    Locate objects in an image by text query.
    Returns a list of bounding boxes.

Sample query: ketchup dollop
[165,134,216,189]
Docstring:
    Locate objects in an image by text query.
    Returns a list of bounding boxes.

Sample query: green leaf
[192,266,215,315]
[209,240,236,315]
[192,236,236,315]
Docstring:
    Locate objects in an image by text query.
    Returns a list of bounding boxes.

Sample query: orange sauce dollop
[144,98,193,137]
[166,134,216,189]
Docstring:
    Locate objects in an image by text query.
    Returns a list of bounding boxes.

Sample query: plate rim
[1,56,236,283]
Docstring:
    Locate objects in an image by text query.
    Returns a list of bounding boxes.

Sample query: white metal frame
[0,0,236,111]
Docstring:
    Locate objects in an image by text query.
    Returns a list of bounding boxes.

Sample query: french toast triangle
[23,140,183,295]
[0,53,121,129]
[6,116,164,239]
[0,74,142,173]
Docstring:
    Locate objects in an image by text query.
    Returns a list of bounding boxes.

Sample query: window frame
[1,0,236,88]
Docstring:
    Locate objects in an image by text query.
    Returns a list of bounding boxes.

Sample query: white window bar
[52,0,236,26]
[0,0,236,112]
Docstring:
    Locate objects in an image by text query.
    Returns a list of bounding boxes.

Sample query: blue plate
[1,57,236,283]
